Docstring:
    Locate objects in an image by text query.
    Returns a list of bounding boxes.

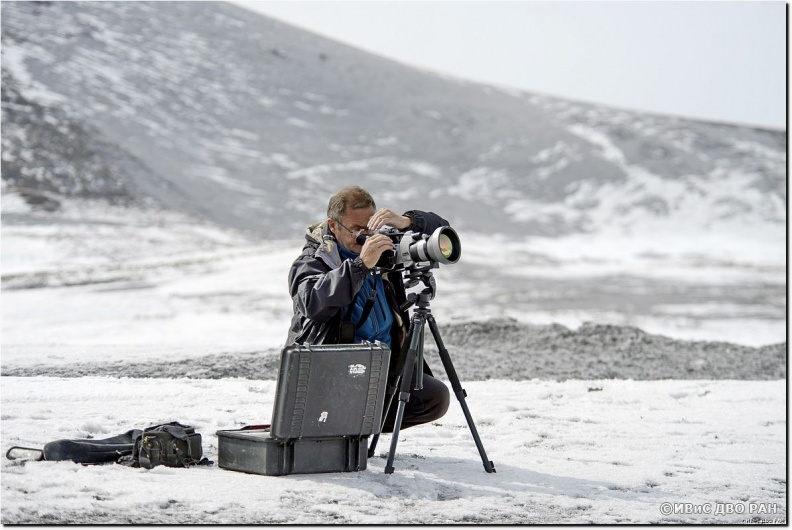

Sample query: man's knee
[420,376,450,422]
[404,375,450,426]
[380,376,450,432]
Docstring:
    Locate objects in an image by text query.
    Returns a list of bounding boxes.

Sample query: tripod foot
[485,460,496,473]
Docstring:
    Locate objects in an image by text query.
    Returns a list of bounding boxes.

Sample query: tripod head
[400,262,438,312]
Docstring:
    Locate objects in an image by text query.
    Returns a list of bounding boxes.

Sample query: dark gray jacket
[286,210,450,348]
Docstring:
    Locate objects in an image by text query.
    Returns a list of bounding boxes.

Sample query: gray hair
[326,186,376,221]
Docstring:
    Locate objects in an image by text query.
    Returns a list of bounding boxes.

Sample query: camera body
[356,226,461,270]
[360,226,400,269]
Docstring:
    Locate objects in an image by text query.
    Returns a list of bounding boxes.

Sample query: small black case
[216,427,368,476]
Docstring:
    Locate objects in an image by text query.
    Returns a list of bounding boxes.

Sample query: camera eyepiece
[355,226,399,246]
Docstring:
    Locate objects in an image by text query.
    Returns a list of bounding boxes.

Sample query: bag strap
[136,435,156,469]
[343,285,376,326]
[352,272,385,328]
[355,286,378,330]
[340,279,378,343]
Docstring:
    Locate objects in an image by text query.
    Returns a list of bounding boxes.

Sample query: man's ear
[327,218,337,236]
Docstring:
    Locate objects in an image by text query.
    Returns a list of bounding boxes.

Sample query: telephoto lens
[425,227,460,264]
[357,226,461,269]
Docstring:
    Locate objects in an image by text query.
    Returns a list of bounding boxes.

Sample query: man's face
[329,206,375,253]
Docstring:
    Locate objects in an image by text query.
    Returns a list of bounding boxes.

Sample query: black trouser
[380,373,450,433]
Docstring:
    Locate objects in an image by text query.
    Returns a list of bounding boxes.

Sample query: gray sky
[233,1,786,130]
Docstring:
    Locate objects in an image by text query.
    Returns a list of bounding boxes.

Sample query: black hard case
[216,342,391,476]
[271,342,391,440]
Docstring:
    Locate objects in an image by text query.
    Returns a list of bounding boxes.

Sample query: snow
[285,117,312,129]
[1,0,786,519]
[1,377,785,524]
[446,167,514,204]
[405,161,441,178]
[568,124,628,165]
[194,165,268,195]
[1,240,294,367]
[430,228,785,346]
[1,46,68,106]
[1,198,786,523]
[1,197,289,367]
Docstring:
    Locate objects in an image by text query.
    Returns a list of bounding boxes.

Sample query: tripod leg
[384,314,423,474]
[384,392,409,474]
[415,318,426,390]
[368,434,379,458]
[427,315,496,473]
[370,316,416,459]
[368,377,400,457]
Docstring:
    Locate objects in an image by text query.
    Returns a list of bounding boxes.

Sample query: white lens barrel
[427,227,460,264]
[403,227,461,265]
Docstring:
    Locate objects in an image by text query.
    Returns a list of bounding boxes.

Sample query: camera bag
[217,342,391,476]
[132,422,211,469]
[6,422,212,469]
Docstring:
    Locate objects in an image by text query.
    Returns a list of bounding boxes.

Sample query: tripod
[368,263,496,474]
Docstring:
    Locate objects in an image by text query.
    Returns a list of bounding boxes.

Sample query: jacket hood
[306,220,342,270]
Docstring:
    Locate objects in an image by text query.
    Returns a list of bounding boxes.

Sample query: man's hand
[359,234,395,269]
[367,208,411,231]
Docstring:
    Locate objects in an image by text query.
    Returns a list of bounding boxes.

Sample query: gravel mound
[2,319,785,381]
[430,318,786,381]
[1,350,282,380]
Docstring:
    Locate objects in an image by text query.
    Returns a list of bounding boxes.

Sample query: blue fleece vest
[338,245,393,347]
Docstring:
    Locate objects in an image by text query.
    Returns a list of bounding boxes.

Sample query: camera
[356,226,461,270]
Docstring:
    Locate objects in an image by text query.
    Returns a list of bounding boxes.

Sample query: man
[287,186,450,432]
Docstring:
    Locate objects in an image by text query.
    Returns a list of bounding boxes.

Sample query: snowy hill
[1,1,785,239]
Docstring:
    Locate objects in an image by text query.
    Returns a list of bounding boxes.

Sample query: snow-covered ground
[1,195,293,368]
[1,377,786,524]
[440,228,786,348]
[1,195,787,523]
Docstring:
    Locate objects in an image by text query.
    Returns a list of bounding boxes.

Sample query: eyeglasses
[335,220,370,239]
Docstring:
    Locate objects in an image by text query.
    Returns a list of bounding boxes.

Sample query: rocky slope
[2,1,785,238]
